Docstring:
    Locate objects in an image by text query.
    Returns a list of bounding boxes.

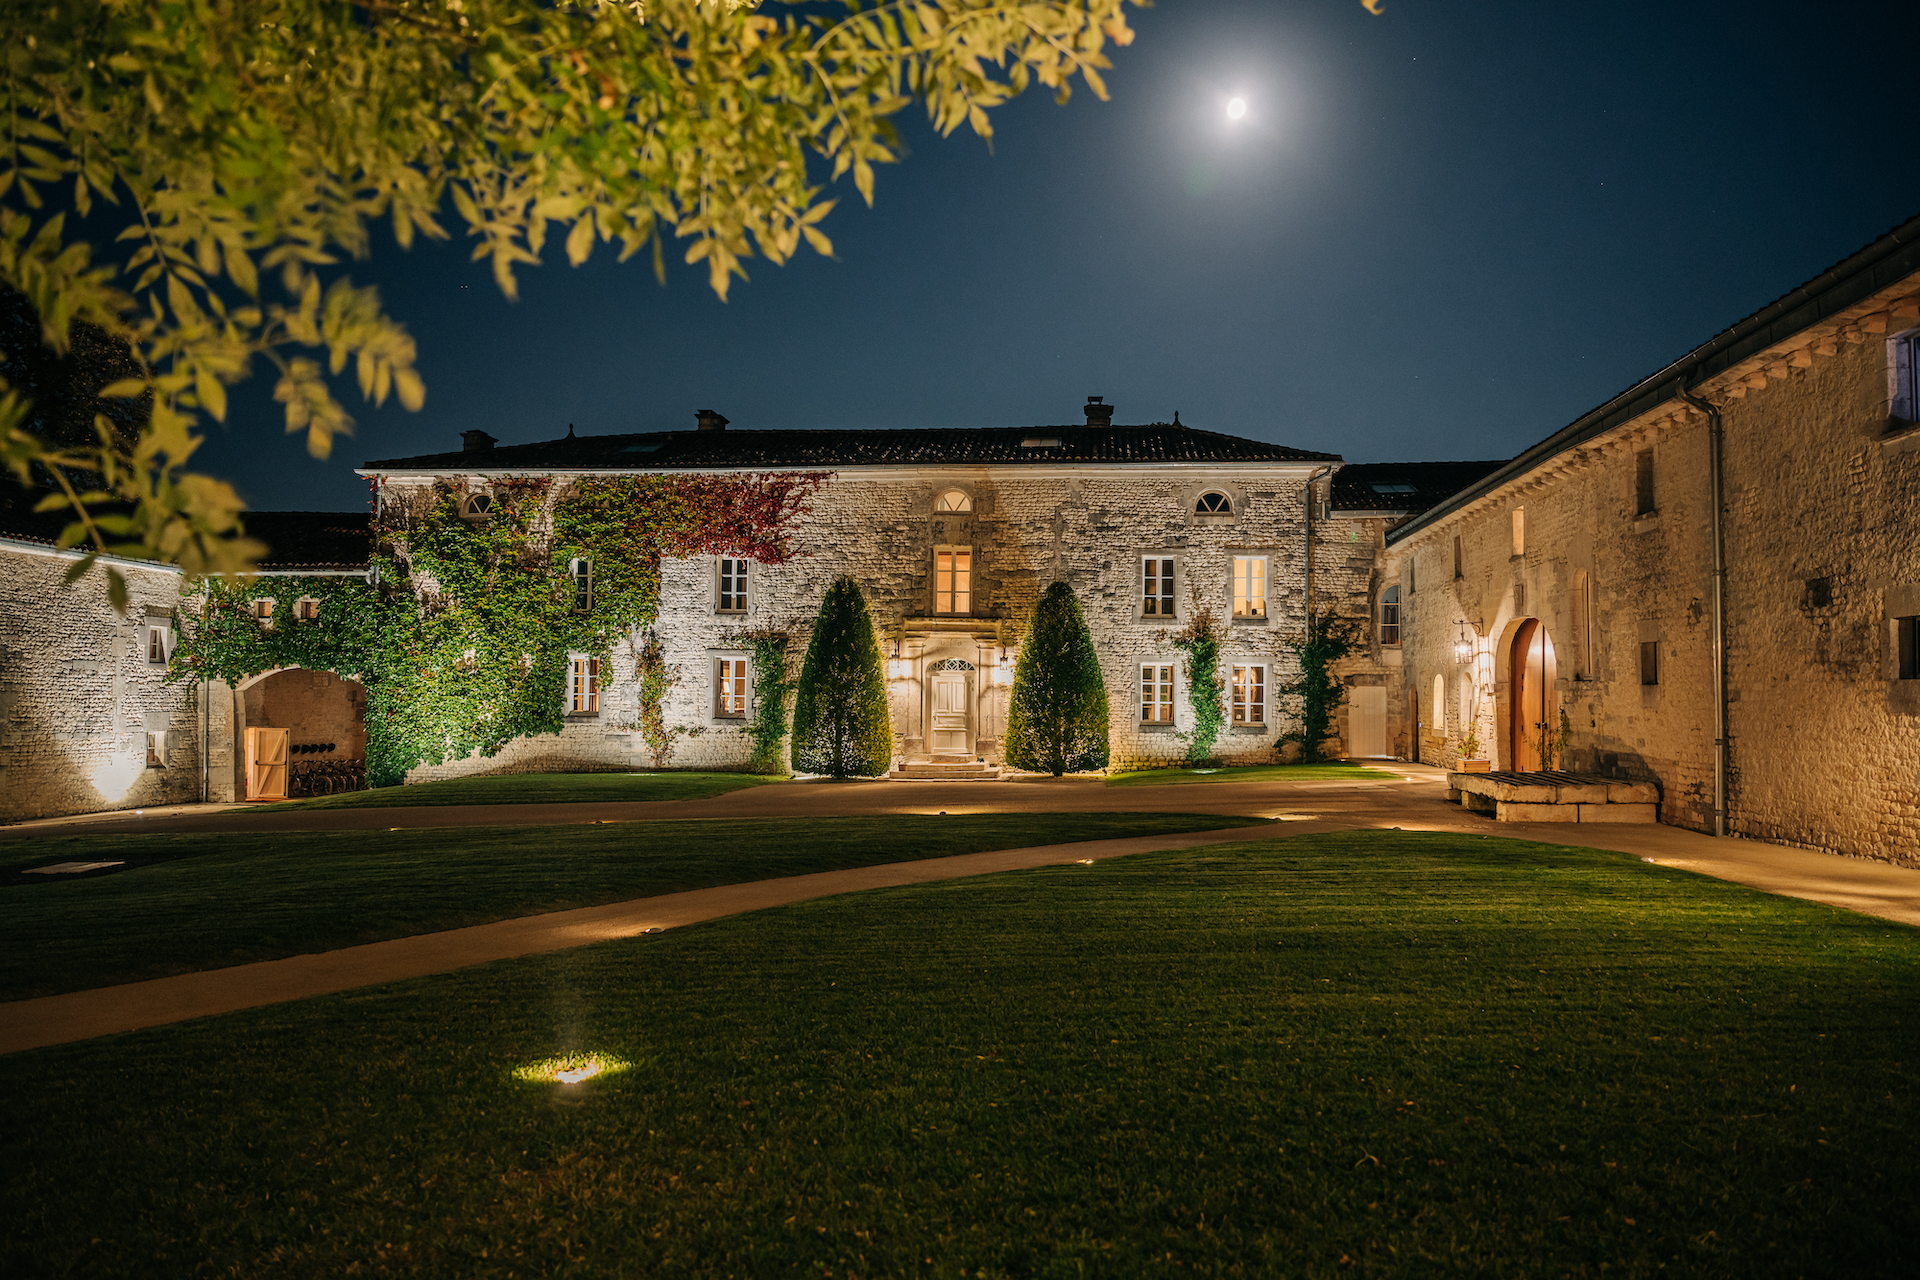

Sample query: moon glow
[1226,97,1247,120]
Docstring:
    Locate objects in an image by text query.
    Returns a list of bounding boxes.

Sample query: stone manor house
[3,214,1917,868]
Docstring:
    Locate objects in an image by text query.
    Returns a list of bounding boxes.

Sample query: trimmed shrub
[790,575,893,777]
[1004,581,1110,775]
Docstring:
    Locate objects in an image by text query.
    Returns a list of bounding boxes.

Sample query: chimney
[461,430,497,452]
[1084,396,1114,427]
[695,408,729,432]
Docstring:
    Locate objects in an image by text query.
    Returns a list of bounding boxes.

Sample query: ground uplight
[513,1052,631,1086]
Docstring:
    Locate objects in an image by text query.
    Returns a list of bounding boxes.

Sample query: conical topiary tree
[1004,580,1110,776]
[790,575,893,777]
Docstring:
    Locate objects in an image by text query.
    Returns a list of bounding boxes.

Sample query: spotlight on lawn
[514,1052,631,1086]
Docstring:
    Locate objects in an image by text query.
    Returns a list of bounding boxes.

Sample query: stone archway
[1504,620,1557,772]
[233,668,368,798]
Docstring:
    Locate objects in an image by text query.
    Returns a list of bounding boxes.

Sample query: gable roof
[360,423,1341,473]
[1387,210,1920,545]
[1330,460,1510,517]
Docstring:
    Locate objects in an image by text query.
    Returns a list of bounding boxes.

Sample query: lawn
[4,831,1914,1277]
[230,769,781,811]
[0,812,1263,1000]
[1108,762,1400,786]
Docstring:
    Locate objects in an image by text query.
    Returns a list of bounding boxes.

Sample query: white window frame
[716,558,749,614]
[145,730,168,768]
[1141,662,1176,725]
[461,493,494,519]
[933,546,972,616]
[1230,664,1266,726]
[568,558,593,613]
[1140,554,1178,620]
[713,654,751,720]
[568,654,601,715]
[146,617,174,665]
[1379,585,1401,647]
[1231,555,1268,621]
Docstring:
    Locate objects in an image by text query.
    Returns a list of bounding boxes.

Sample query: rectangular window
[1408,559,1416,595]
[570,559,593,612]
[252,599,274,623]
[1898,616,1919,680]
[1141,663,1175,724]
[1231,665,1266,725]
[1232,556,1266,619]
[717,559,748,613]
[146,622,171,665]
[1635,451,1656,516]
[1514,581,1526,614]
[715,657,749,718]
[1453,535,1462,579]
[1511,508,1526,557]
[1639,640,1659,687]
[293,597,320,621]
[145,731,166,768]
[935,548,972,615]
[1379,586,1401,646]
[570,656,600,714]
[1142,557,1175,617]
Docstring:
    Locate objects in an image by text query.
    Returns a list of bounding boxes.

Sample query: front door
[245,726,289,799]
[930,670,971,757]
[1349,686,1387,757]
[1507,620,1557,771]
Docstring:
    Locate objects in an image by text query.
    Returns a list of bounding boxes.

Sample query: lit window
[145,731,167,768]
[570,656,600,713]
[1195,491,1232,515]
[718,559,748,613]
[1231,665,1265,725]
[1379,585,1400,646]
[1142,557,1175,617]
[716,657,749,718]
[146,620,172,664]
[935,489,973,513]
[1511,508,1526,557]
[1897,616,1919,680]
[569,558,593,612]
[935,548,971,615]
[1141,663,1175,724]
[1232,556,1266,619]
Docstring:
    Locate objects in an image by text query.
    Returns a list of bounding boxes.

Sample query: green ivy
[725,628,796,776]
[1278,613,1361,764]
[171,473,821,786]
[1170,607,1226,764]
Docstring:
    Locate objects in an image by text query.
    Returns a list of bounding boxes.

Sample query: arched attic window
[1195,491,1232,515]
[461,493,493,518]
[935,489,973,513]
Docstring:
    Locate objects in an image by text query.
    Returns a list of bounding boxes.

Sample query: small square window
[1640,640,1660,686]
[1141,663,1175,723]
[1804,577,1832,610]
[1142,557,1176,618]
[1231,665,1265,725]
[718,559,748,613]
[1897,616,1919,681]
[715,656,749,718]
[569,656,600,714]
[1232,556,1267,619]
[252,598,275,624]
[293,597,320,621]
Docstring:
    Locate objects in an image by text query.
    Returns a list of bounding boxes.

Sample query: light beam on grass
[514,1053,631,1086]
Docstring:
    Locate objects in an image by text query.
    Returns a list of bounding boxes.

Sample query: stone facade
[0,540,208,821]
[1381,239,1920,865]
[389,456,1350,779]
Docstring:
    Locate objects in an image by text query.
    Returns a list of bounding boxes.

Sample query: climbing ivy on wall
[726,628,796,775]
[171,472,823,786]
[1279,612,1361,764]
[1170,607,1226,764]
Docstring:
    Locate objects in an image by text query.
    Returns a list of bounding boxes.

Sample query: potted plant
[1456,727,1491,773]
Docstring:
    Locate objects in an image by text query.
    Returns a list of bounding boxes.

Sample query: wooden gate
[245,726,289,800]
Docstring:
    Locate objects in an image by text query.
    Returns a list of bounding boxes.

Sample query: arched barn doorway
[236,668,369,799]
[1507,620,1557,772]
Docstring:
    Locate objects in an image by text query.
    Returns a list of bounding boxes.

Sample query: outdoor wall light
[886,657,910,680]
[1454,621,1474,666]
[513,1052,630,1086]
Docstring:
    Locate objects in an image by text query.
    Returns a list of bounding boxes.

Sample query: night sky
[194,0,1920,512]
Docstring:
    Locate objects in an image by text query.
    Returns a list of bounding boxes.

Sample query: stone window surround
[1378,583,1401,648]
[1139,659,1178,729]
[1230,661,1267,728]
[145,609,174,664]
[931,544,973,616]
[1226,550,1279,626]
[711,651,752,722]
[1185,483,1243,526]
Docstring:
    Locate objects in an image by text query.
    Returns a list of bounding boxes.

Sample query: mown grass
[1108,762,1400,787]
[3,831,1914,1277]
[230,769,781,811]
[0,812,1262,1001]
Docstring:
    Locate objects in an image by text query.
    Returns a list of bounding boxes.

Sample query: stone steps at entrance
[1445,770,1659,823]
[887,759,1004,781]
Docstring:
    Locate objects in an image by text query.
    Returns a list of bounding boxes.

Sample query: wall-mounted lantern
[1454,621,1474,666]
[993,648,1014,685]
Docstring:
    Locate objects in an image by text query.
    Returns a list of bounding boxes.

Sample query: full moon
[1226,97,1247,120]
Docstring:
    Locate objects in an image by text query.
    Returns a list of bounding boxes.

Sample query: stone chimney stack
[461,430,497,452]
[695,408,730,432]
[1084,396,1114,427]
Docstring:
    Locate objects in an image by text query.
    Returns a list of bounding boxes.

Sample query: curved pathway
[4,764,1917,1056]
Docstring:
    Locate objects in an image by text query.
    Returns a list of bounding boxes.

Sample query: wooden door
[1507,621,1556,772]
[1408,683,1421,763]
[246,726,289,800]
[1349,686,1387,757]
[930,670,971,757]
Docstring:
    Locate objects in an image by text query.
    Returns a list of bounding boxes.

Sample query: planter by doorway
[1457,758,1492,773]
